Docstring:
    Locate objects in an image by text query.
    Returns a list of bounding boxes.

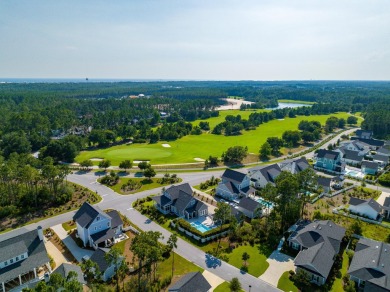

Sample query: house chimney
[37,226,44,241]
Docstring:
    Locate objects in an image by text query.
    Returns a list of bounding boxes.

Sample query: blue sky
[1,1,389,80]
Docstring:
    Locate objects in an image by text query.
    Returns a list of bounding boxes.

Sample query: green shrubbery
[379,172,390,187]
[100,171,119,186]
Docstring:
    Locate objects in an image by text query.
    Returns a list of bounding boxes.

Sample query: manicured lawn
[62,221,76,231]
[214,281,245,292]
[77,113,352,165]
[157,252,203,280]
[331,250,349,292]
[107,177,179,195]
[277,271,298,292]
[225,244,270,277]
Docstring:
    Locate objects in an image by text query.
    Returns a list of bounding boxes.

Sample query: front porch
[90,228,127,250]
[1,262,51,292]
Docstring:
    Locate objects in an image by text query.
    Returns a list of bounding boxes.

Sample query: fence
[170,221,229,243]
[123,225,140,234]
[333,207,390,229]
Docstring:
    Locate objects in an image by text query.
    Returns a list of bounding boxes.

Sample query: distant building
[168,272,211,292]
[373,154,389,167]
[73,202,123,249]
[336,148,364,166]
[377,147,390,157]
[355,130,373,140]
[348,237,390,291]
[288,220,345,286]
[0,227,51,292]
[278,157,310,174]
[215,169,255,201]
[52,263,86,285]
[348,197,382,220]
[317,177,332,194]
[351,137,385,150]
[153,183,208,219]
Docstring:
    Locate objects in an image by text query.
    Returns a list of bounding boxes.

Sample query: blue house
[314,149,344,173]
[361,161,379,175]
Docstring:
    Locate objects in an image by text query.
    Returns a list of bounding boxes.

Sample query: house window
[95,227,97,231]
[312,274,320,283]
[4,261,7,266]
[97,216,100,221]
[107,222,110,227]
[10,259,13,264]
[21,254,24,259]
[16,256,19,261]
[292,242,300,250]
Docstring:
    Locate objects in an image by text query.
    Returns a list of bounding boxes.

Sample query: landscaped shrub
[121,179,142,192]
[379,172,390,187]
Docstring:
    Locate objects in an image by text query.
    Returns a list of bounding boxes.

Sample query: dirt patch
[46,228,77,263]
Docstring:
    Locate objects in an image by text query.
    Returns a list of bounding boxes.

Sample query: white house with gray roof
[89,247,123,282]
[348,197,382,220]
[153,183,208,219]
[348,237,390,291]
[215,169,255,201]
[288,220,345,286]
[248,163,282,189]
[73,202,123,249]
[373,154,389,167]
[0,226,51,292]
[236,197,262,219]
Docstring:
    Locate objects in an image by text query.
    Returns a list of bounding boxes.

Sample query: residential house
[377,147,390,157]
[361,161,379,175]
[229,205,244,222]
[383,197,390,220]
[355,130,373,140]
[73,202,123,249]
[336,149,364,166]
[332,176,344,189]
[248,164,282,189]
[0,226,51,292]
[314,149,344,173]
[168,271,211,292]
[348,237,390,291]
[339,140,370,156]
[215,169,255,201]
[278,157,310,174]
[52,263,86,285]
[153,183,208,219]
[236,198,262,219]
[373,154,389,167]
[317,177,332,194]
[348,197,382,220]
[351,137,385,150]
[288,220,346,286]
[89,248,123,282]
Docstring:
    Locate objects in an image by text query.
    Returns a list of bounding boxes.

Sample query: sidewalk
[51,224,94,262]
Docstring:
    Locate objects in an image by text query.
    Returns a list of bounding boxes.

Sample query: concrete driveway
[377,191,390,205]
[51,224,94,262]
[45,240,69,267]
[202,270,224,290]
[259,239,295,287]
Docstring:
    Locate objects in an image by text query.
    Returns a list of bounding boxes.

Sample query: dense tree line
[361,103,390,139]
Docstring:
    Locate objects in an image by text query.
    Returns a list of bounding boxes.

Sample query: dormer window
[4,261,7,266]
[10,259,13,264]
[16,257,19,261]
[21,254,24,259]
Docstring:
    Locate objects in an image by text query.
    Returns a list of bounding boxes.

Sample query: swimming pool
[190,221,215,233]
[256,197,274,208]
[345,168,364,179]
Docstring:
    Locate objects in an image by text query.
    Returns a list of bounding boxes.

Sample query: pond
[267,102,312,110]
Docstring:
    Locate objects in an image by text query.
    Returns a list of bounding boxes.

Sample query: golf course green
[76,112,355,165]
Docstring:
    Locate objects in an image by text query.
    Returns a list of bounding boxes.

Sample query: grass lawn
[107,177,180,195]
[77,112,353,165]
[157,252,203,280]
[331,250,349,292]
[62,220,76,231]
[225,244,270,277]
[277,271,298,292]
[214,281,245,292]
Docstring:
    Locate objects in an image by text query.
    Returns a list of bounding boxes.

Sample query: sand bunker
[277,119,285,121]
[162,144,171,148]
[133,160,150,164]
[194,158,205,162]
[90,158,103,161]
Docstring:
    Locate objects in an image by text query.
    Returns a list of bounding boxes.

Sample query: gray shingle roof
[348,238,390,291]
[373,154,389,163]
[105,210,123,228]
[384,197,390,208]
[349,197,382,213]
[342,149,364,162]
[278,157,310,174]
[237,197,261,213]
[52,263,86,284]
[221,169,247,184]
[378,147,390,156]
[90,248,111,272]
[259,164,282,183]
[165,183,193,199]
[73,202,108,228]
[0,241,28,262]
[152,194,171,207]
[289,220,345,279]
[316,149,340,160]
[352,137,385,147]
[317,177,331,188]
[362,161,379,170]
[168,271,211,292]
[90,228,116,245]
[0,228,50,283]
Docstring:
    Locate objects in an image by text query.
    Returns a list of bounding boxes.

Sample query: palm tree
[167,234,178,279]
